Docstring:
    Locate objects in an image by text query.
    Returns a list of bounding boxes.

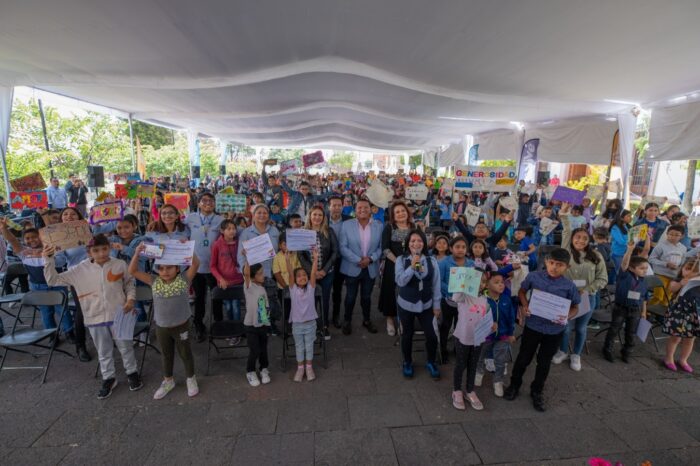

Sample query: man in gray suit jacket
[339,199,383,335]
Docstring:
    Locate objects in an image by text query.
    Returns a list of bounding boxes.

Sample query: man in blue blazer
[339,198,383,335]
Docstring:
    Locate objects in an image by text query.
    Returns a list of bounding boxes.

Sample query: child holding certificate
[504,247,580,412]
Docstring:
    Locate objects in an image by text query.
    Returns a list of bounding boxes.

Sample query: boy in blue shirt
[504,247,580,412]
[514,226,537,271]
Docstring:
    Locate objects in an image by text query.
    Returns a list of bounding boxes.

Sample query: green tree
[329,151,355,171]
[129,120,174,149]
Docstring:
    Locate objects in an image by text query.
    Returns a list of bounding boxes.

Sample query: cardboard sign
[498,196,519,212]
[585,185,605,200]
[455,166,516,192]
[628,224,648,243]
[539,217,558,236]
[280,159,301,175]
[89,201,124,224]
[365,179,393,209]
[263,158,278,166]
[302,150,324,168]
[608,179,622,193]
[215,193,247,214]
[134,182,155,199]
[551,186,586,205]
[39,220,93,252]
[164,193,190,216]
[9,191,48,210]
[405,185,429,201]
[10,172,47,192]
[465,204,482,227]
[688,216,700,239]
[115,184,128,199]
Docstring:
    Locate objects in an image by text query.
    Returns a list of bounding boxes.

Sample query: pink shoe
[664,361,677,372]
[305,364,316,381]
[678,362,693,373]
[452,390,465,410]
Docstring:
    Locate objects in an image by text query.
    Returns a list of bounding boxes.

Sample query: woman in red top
[210,219,244,322]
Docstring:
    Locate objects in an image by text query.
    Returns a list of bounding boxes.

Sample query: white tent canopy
[2,0,700,152]
[473,129,522,162]
[649,98,700,162]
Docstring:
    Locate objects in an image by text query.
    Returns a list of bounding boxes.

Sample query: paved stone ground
[1,289,699,466]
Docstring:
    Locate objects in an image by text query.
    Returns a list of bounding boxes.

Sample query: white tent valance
[472,129,521,161]
[649,99,700,161]
[524,116,618,165]
[438,143,465,167]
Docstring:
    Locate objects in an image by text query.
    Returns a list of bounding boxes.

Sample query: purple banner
[551,186,586,205]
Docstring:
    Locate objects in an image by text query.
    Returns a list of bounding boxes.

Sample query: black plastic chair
[0,290,72,384]
[643,275,670,352]
[0,262,29,323]
[206,285,247,375]
[280,286,328,371]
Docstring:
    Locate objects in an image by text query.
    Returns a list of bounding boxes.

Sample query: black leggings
[398,307,438,364]
[246,326,269,372]
[454,341,481,392]
[156,321,195,378]
[192,273,216,330]
[439,299,458,354]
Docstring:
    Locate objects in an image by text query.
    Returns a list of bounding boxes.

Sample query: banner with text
[455,166,517,192]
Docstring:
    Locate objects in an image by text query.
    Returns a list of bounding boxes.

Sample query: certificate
[573,291,591,319]
[242,233,276,265]
[636,318,652,343]
[474,310,495,346]
[112,306,137,340]
[286,229,318,252]
[155,240,195,266]
[539,217,558,236]
[529,289,570,325]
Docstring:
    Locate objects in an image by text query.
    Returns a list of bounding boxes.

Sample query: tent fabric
[1,1,700,152]
[649,99,700,161]
[524,116,618,164]
[438,143,465,167]
[617,112,638,203]
[0,86,13,197]
[472,129,522,161]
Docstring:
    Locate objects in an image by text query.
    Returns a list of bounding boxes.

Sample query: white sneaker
[387,320,396,337]
[484,358,495,372]
[474,372,483,387]
[570,354,582,371]
[493,382,504,397]
[246,371,260,387]
[552,350,568,364]
[186,376,199,397]
[260,368,271,384]
[153,379,175,400]
[293,366,304,382]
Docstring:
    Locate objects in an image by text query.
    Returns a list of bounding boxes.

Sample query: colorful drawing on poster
[280,159,301,175]
[9,191,48,210]
[302,150,324,168]
[10,172,47,192]
[215,193,247,213]
[39,220,93,252]
[89,201,124,224]
[164,193,190,217]
[551,186,586,205]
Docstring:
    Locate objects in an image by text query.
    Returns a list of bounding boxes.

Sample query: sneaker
[426,362,440,380]
[531,392,546,412]
[77,346,92,362]
[323,328,331,341]
[386,320,396,336]
[569,354,582,371]
[552,350,568,364]
[452,390,466,410]
[342,321,352,335]
[503,385,519,401]
[293,366,304,382]
[269,324,281,336]
[402,361,414,378]
[127,372,144,391]
[153,379,176,400]
[247,371,261,387]
[332,314,342,329]
[621,350,630,363]
[227,336,242,346]
[484,358,496,372]
[465,391,484,410]
[97,378,117,400]
[474,372,484,387]
[260,368,271,384]
[362,320,378,334]
[305,364,316,381]
[493,382,504,397]
[186,376,199,397]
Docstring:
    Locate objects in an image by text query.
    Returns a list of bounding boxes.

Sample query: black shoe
[127,372,144,391]
[269,323,280,336]
[97,378,117,399]
[323,327,331,341]
[342,321,352,335]
[49,334,61,347]
[440,349,449,365]
[194,326,206,343]
[362,320,378,334]
[503,386,519,401]
[621,350,630,363]
[603,348,614,362]
[65,330,76,345]
[531,392,546,412]
[332,314,342,329]
[77,346,92,362]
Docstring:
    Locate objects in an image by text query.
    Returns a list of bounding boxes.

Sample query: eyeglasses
[200,199,215,204]
[161,211,178,217]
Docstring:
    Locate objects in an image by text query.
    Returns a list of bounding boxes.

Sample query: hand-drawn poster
[10,172,47,192]
[302,151,324,168]
[9,191,48,210]
[164,193,190,217]
[89,201,124,224]
[39,220,93,251]
[215,193,247,213]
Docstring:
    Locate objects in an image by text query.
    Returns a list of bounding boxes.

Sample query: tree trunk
[683,159,697,213]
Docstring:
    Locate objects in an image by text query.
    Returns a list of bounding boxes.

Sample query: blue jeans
[292,320,317,362]
[223,300,241,321]
[560,292,596,355]
[29,282,73,334]
[343,269,375,323]
[610,254,623,285]
[318,272,334,327]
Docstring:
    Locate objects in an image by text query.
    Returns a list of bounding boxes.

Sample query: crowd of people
[0,168,699,412]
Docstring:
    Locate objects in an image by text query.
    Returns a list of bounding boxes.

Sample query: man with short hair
[328,196,345,328]
[46,178,68,209]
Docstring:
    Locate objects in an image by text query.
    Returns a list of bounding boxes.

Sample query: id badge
[627,291,641,300]
[573,280,586,288]
[202,239,209,247]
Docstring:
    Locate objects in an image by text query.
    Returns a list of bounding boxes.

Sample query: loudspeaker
[191,166,201,179]
[87,165,105,188]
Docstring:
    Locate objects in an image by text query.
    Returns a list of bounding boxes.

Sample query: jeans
[454,340,481,392]
[605,305,641,355]
[476,339,511,384]
[264,278,281,323]
[29,282,73,334]
[222,300,241,321]
[292,320,317,362]
[318,272,334,327]
[398,307,438,364]
[192,273,216,330]
[610,254,623,285]
[246,325,269,372]
[509,325,563,394]
[156,321,195,378]
[344,269,375,323]
[560,292,596,355]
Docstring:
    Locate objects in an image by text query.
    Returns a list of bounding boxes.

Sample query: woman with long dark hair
[609,209,632,272]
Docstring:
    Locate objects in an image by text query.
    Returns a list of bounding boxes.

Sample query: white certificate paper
[636,319,652,343]
[112,306,137,340]
[242,233,276,265]
[474,310,495,346]
[529,289,570,325]
[286,229,318,252]
[573,291,591,319]
[155,240,195,266]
